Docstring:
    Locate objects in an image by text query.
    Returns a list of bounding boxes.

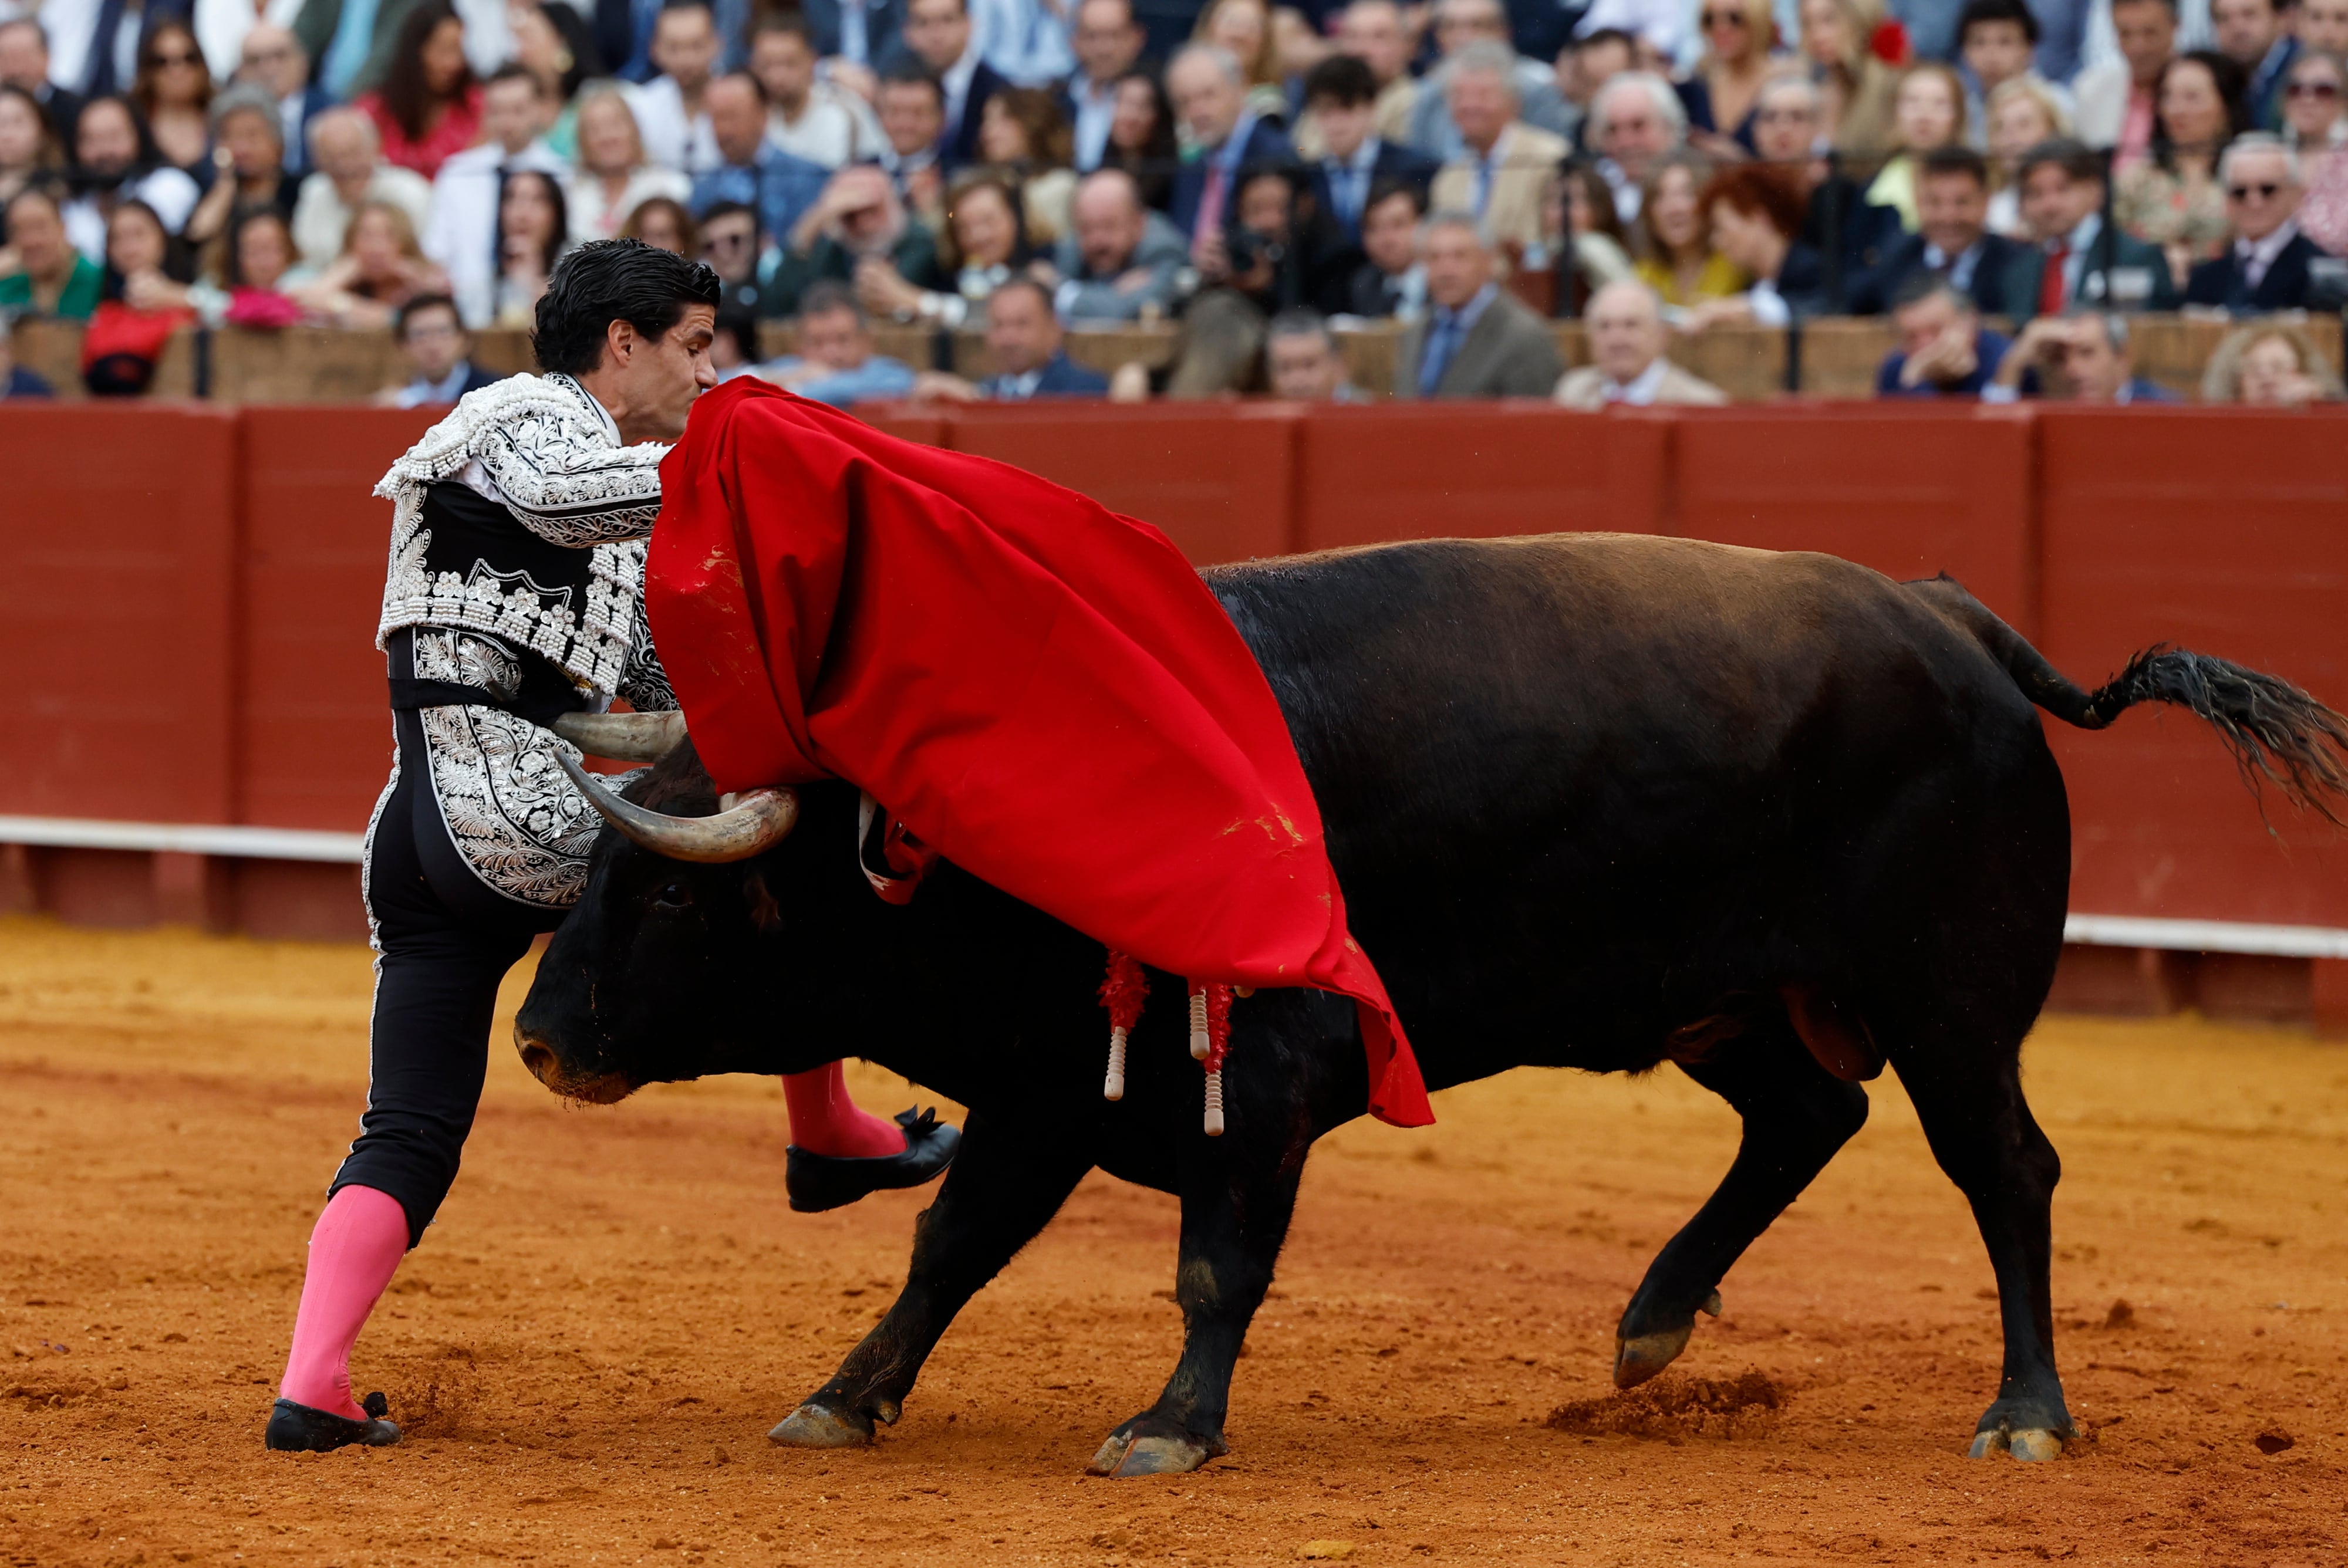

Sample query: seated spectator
[0,18,79,146]
[81,199,196,395]
[875,65,950,225]
[1556,279,1727,405]
[771,168,944,318]
[235,26,330,182]
[1,308,53,395]
[1955,0,2067,146]
[1405,0,1573,162]
[1685,0,1775,156]
[1747,74,1900,307]
[2216,0,2299,129]
[1541,160,1637,313]
[2281,50,2348,169]
[1302,55,1438,246]
[429,65,568,327]
[1854,146,2025,315]
[501,5,596,159]
[488,170,568,327]
[696,200,771,315]
[2307,0,2348,58]
[379,292,505,405]
[1581,70,1682,226]
[1342,178,1429,319]
[689,74,830,263]
[1101,67,1177,212]
[1169,164,1352,393]
[751,13,883,169]
[2117,51,2251,288]
[620,195,699,254]
[2074,0,2168,158]
[916,276,1112,397]
[1044,167,1190,323]
[566,88,690,246]
[287,199,448,327]
[2185,133,2323,309]
[1554,27,1634,154]
[1395,211,1564,397]
[1166,44,1294,245]
[1329,0,1422,158]
[291,108,432,271]
[1064,0,1148,172]
[352,2,480,179]
[183,85,295,253]
[1264,308,1368,400]
[2198,320,2347,402]
[1428,44,1574,265]
[1192,0,1287,124]
[1686,163,1823,329]
[629,0,724,178]
[859,171,1029,326]
[980,87,1079,242]
[1868,65,1969,232]
[1631,151,1742,307]
[0,85,62,232]
[1985,309,2177,401]
[1800,0,1900,156]
[62,96,202,261]
[750,279,917,405]
[132,20,213,183]
[1875,274,2015,397]
[1982,79,2072,238]
[0,186,103,318]
[899,0,1011,168]
[2007,137,2180,316]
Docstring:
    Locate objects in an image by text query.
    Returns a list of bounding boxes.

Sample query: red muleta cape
[645,379,1432,1128]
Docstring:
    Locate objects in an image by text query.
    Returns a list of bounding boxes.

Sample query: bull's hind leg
[768,1108,1094,1448]
[1087,1139,1304,1478]
[1615,1018,1870,1387]
[1897,1038,2071,1461]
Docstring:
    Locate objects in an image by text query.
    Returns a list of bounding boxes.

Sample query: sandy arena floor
[1,917,2344,1566]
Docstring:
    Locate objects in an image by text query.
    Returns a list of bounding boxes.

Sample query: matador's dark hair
[532,238,722,376]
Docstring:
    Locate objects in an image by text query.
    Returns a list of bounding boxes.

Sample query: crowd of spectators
[1,0,2343,404]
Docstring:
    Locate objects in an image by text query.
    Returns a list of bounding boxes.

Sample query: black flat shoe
[265,1390,402,1452]
[786,1107,960,1214]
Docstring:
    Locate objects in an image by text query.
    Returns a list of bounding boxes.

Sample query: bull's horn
[551,709,689,762]
[554,749,798,863]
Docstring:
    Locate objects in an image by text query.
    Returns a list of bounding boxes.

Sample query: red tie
[1193,161,1227,246]
[2039,241,2070,316]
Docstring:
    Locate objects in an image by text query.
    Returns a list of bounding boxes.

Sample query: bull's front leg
[1087,1134,1304,1477]
[769,1106,1093,1448]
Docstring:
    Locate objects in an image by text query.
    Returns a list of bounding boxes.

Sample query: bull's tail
[1908,575,2348,827]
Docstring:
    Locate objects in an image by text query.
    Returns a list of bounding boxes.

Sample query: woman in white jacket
[565,86,691,245]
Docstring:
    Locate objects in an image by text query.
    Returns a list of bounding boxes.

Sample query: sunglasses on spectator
[151,49,201,65]
[1700,9,1749,25]
[2286,80,2341,97]
[2228,181,2283,200]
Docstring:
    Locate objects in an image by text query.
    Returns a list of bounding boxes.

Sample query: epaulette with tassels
[1099,950,1233,1136]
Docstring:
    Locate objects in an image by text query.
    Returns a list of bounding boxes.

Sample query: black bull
[514,533,2348,1474]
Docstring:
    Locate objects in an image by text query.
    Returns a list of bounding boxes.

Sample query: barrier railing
[13,314,2340,405]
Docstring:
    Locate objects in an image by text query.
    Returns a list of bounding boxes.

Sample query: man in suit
[1852,146,2025,316]
[1266,309,1371,400]
[1428,42,1570,266]
[689,73,832,261]
[0,18,86,142]
[1984,309,2178,402]
[1580,69,1680,227]
[892,0,1008,168]
[1874,275,2018,398]
[234,25,332,180]
[1555,280,1727,407]
[1061,0,1145,170]
[976,277,1111,396]
[1402,0,1573,162]
[2215,0,2300,129]
[802,0,907,69]
[381,295,505,407]
[1049,168,1192,322]
[1304,54,1437,245]
[1749,73,1900,309]
[2000,138,2180,319]
[873,64,947,221]
[1343,178,1429,318]
[1395,211,1564,397]
[1166,43,1293,244]
[2186,133,2327,312]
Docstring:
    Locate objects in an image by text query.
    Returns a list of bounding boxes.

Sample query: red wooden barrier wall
[2,400,2344,972]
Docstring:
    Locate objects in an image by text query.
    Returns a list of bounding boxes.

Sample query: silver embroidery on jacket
[417,702,604,908]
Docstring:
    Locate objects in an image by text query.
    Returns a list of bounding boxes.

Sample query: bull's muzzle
[514,1029,636,1105]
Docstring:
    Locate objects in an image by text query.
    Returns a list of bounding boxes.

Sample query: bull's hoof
[768,1401,876,1448]
[1087,1431,1213,1476]
[1968,1427,2064,1462]
[1612,1325,1693,1389]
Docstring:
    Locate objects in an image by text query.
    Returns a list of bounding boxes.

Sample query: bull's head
[511,714,840,1101]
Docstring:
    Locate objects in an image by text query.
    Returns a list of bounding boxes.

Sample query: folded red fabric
[645,379,1432,1127]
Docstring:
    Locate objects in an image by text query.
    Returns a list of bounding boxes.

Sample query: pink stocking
[781,1062,907,1158]
[279,1184,409,1420]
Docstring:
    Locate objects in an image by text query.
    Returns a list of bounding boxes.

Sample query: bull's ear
[744,870,784,935]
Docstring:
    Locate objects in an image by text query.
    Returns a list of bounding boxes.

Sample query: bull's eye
[653,881,693,910]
